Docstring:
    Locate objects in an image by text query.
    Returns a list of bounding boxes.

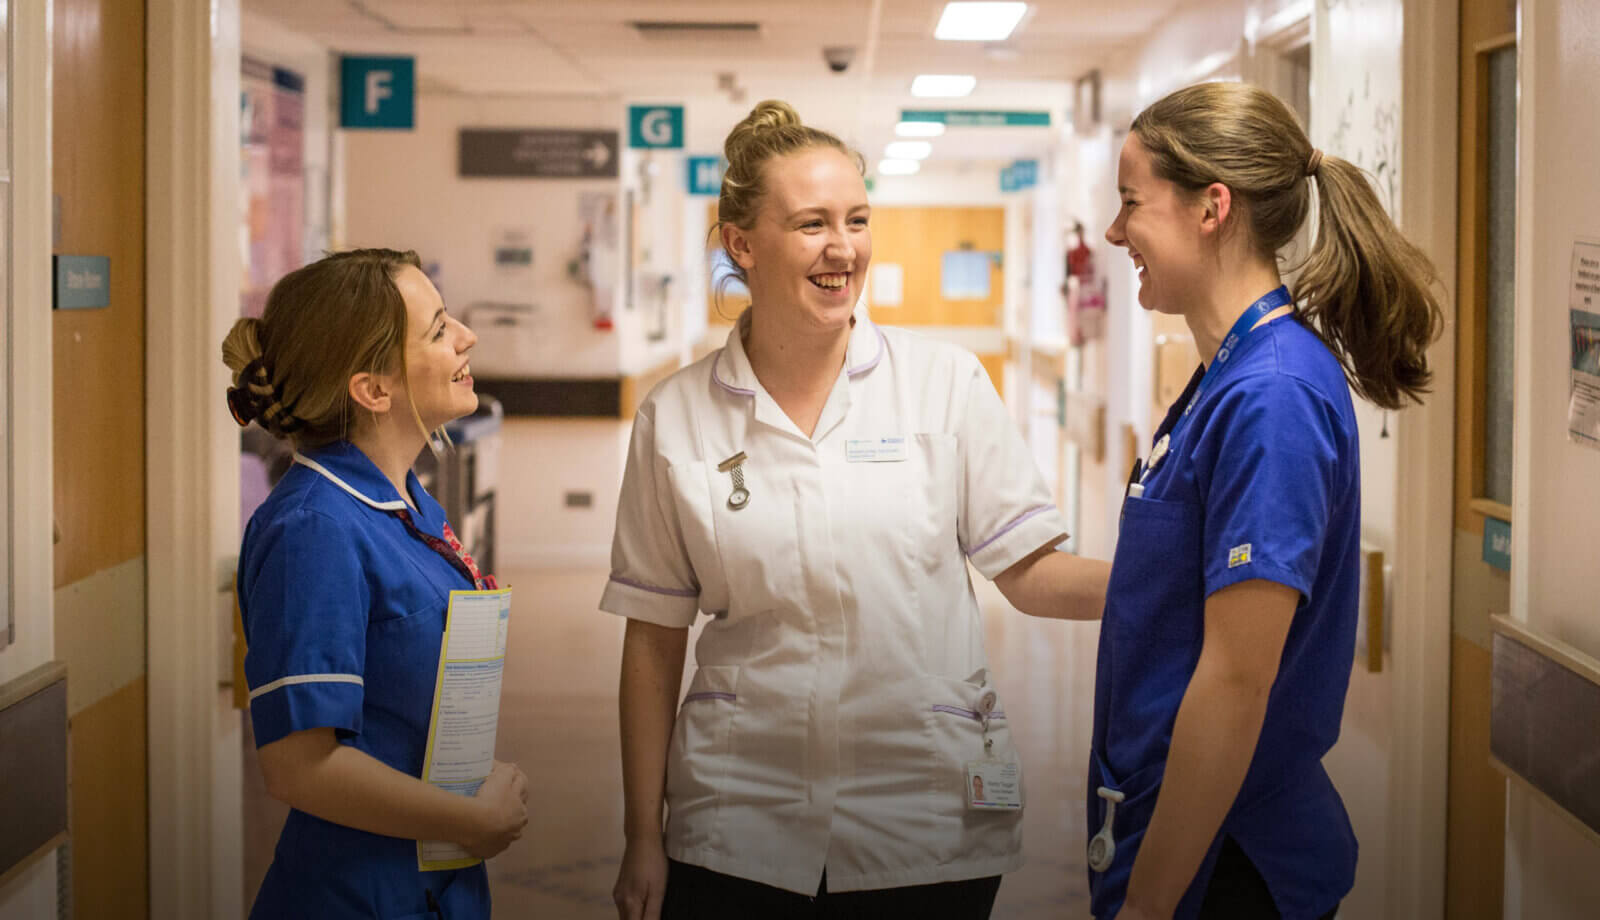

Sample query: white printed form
[417,587,513,870]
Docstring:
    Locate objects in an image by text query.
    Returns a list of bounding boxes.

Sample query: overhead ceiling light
[911,74,977,97]
[895,121,947,137]
[884,141,933,160]
[878,158,921,176]
[935,3,1028,42]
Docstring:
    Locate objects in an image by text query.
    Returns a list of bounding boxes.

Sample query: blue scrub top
[238,440,490,919]
[1088,314,1360,919]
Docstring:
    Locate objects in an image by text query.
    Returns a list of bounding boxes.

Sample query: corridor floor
[244,566,1101,917]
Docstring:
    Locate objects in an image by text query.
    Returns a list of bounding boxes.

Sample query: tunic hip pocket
[665,665,741,849]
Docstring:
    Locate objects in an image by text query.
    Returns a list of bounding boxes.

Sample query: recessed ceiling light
[895,121,947,137]
[935,3,1028,42]
[885,141,933,160]
[911,74,977,97]
[878,158,922,176]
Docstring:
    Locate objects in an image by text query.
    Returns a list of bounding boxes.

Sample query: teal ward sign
[900,110,1051,127]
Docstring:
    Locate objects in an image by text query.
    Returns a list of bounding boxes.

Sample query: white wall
[1506,0,1600,915]
[343,93,627,378]
[496,418,629,571]
[0,0,59,913]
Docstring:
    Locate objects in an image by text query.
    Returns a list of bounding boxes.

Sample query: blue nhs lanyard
[1132,286,1294,492]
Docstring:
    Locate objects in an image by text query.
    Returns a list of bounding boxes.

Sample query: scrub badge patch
[1227,543,1253,568]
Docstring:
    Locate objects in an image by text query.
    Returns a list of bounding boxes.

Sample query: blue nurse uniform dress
[1088,293,1360,919]
[238,441,491,919]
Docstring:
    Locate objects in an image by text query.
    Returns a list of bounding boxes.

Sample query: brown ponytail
[1131,82,1443,410]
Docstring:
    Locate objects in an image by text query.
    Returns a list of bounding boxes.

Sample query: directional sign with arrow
[459,129,620,179]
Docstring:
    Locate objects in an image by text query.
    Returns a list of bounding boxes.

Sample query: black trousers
[661,859,1003,920]
[1197,836,1338,920]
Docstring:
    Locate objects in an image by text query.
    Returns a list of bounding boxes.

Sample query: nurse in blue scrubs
[1089,83,1444,919]
[223,248,529,918]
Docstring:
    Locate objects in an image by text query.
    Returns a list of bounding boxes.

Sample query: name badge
[845,437,908,463]
[965,760,1024,811]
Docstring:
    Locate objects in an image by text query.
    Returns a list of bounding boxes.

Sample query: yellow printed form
[418,587,513,871]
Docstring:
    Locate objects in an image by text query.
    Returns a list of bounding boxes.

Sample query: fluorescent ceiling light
[877,158,921,176]
[884,141,933,160]
[911,74,977,97]
[895,121,947,137]
[935,3,1028,41]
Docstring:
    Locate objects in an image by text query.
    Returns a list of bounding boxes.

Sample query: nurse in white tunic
[605,101,1111,920]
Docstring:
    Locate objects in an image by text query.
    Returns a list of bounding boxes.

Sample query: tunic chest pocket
[667,460,802,615]
[837,433,959,569]
[1107,496,1205,651]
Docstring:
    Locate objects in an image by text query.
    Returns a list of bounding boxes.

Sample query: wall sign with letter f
[341,56,415,130]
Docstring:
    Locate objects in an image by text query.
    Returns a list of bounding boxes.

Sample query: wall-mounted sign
[459,129,620,179]
[1482,515,1511,572]
[900,109,1051,128]
[339,56,415,130]
[52,255,110,310]
[1001,159,1039,193]
[687,156,724,196]
[629,105,685,149]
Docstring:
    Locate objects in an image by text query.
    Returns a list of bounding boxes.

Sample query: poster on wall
[240,57,305,319]
[1567,240,1600,449]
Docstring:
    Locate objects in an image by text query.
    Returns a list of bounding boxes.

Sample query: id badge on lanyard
[963,686,1024,811]
[1126,286,1293,499]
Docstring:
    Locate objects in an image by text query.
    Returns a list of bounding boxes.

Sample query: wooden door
[1445,0,1518,915]
[52,0,148,915]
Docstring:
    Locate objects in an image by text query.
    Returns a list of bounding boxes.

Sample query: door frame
[145,0,243,917]
[1390,0,1461,916]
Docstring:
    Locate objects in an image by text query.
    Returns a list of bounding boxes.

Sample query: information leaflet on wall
[417,588,513,871]
[1567,240,1600,449]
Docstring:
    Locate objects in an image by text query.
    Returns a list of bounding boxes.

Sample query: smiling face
[392,265,479,431]
[1105,134,1211,317]
[724,146,871,335]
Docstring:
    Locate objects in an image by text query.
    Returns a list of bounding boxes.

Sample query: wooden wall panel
[52,0,147,588]
[69,677,148,919]
[867,207,1004,326]
[705,203,1007,329]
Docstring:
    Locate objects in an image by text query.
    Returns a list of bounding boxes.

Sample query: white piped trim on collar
[293,452,409,511]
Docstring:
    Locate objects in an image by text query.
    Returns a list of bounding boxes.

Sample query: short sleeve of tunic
[1189,373,1347,602]
[956,353,1070,579]
[242,507,371,747]
[600,410,701,627]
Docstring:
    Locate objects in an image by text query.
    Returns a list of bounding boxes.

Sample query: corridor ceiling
[247,0,1182,164]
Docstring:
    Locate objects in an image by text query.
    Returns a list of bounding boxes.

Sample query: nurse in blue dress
[1089,83,1444,919]
[223,248,529,918]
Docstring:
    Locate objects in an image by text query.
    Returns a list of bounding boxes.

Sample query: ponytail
[1294,155,1444,409]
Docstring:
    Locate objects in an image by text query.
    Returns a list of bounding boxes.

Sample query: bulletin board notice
[1567,240,1600,449]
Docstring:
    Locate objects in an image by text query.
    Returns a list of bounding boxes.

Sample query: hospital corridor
[4,1,1600,919]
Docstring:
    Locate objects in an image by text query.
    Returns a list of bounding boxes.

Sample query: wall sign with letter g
[341,56,415,130]
[628,105,684,149]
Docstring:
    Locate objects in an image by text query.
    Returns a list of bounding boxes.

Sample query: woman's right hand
[613,835,669,920]
[462,760,529,858]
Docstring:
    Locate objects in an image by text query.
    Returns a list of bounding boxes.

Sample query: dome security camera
[823,46,856,74]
